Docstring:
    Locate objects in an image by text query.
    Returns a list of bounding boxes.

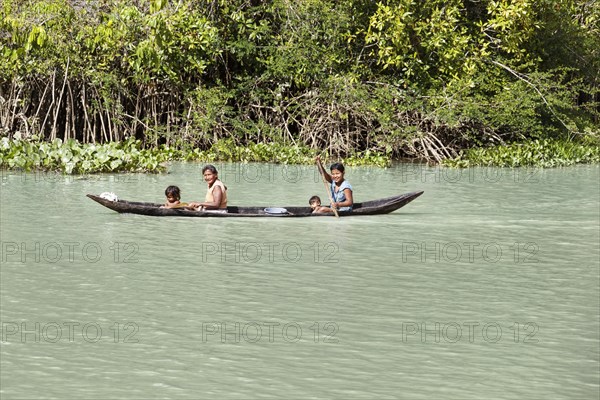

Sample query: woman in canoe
[315,155,353,212]
[188,165,228,212]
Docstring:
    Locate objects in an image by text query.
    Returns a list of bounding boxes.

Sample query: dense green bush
[443,138,600,168]
[0,137,170,173]
[1,0,598,164]
[0,137,392,173]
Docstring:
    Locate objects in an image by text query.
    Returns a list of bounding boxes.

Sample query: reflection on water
[1,164,599,399]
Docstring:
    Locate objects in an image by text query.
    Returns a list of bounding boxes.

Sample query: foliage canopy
[1,0,598,163]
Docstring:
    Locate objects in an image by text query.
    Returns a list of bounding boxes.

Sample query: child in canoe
[162,185,187,208]
[314,156,353,212]
[309,195,330,213]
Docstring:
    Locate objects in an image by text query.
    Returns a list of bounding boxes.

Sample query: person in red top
[188,165,228,212]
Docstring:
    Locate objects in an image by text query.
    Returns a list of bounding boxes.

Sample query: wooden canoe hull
[87,191,424,217]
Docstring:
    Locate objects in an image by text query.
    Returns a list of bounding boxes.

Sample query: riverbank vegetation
[443,138,600,167]
[0,135,390,174]
[1,0,598,170]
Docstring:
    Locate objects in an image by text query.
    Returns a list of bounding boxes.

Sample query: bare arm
[188,185,223,210]
[203,185,223,209]
[333,188,353,209]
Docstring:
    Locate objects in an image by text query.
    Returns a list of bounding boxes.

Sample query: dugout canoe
[86,191,423,217]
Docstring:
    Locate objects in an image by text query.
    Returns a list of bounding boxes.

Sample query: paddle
[164,202,190,209]
[316,156,339,218]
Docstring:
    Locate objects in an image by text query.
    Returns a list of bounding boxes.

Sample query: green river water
[1,163,599,399]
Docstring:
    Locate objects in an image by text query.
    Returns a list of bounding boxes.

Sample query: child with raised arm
[315,156,353,212]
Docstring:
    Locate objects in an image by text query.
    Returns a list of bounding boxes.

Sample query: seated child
[309,195,331,214]
[162,185,184,208]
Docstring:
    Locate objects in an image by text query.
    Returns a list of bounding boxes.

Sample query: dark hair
[202,164,218,174]
[165,185,181,200]
[329,162,345,173]
[309,195,321,204]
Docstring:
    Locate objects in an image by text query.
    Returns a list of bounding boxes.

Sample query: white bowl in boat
[264,207,288,215]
